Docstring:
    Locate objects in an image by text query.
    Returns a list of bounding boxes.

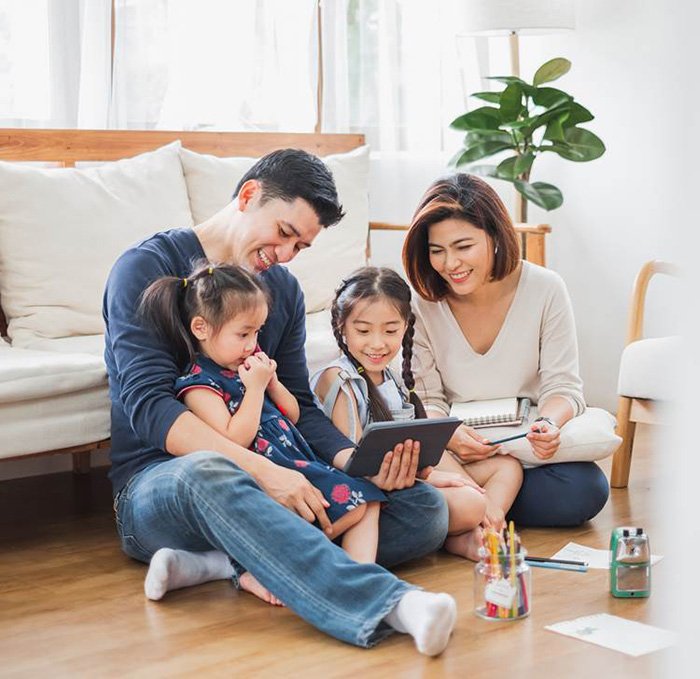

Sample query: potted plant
[450,57,605,222]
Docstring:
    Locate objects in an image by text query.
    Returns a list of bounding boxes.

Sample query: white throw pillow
[180,145,370,313]
[479,406,622,467]
[0,142,193,346]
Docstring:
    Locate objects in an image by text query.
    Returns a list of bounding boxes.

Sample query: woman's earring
[494,245,499,255]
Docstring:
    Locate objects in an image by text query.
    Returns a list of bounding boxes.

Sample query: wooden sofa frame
[0,128,551,472]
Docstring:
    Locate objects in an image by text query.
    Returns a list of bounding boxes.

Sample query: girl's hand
[448,424,500,463]
[425,469,485,493]
[526,419,561,460]
[369,439,420,491]
[239,353,275,391]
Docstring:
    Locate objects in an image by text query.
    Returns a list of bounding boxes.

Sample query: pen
[486,431,529,446]
[526,556,588,566]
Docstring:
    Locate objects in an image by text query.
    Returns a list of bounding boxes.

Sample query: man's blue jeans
[114,451,449,648]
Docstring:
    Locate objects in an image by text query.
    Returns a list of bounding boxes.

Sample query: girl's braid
[401,311,427,419]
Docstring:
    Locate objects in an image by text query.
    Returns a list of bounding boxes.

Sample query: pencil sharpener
[609,527,651,598]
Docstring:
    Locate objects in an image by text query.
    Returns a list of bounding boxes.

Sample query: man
[104,149,456,655]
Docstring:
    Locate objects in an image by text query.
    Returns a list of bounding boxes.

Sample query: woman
[402,173,615,527]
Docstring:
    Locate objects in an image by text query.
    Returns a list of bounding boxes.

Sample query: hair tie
[408,388,416,394]
[357,365,365,374]
[208,266,214,275]
[182,277,188,288]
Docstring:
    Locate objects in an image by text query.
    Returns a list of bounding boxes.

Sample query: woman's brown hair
[402,173,520,302]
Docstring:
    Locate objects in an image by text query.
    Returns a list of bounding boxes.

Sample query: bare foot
[444,526,483,561]
[239,572,285,607]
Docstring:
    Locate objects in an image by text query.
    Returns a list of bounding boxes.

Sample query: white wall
[368,0,686,413]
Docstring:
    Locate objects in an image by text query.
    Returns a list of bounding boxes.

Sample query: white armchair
[611,260,680,488]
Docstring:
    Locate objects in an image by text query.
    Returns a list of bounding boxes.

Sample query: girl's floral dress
[175,355,385,523]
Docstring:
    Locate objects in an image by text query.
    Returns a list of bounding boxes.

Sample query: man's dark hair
[233,148,345,228]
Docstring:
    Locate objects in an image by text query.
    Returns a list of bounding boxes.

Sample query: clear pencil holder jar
[474,546,531,621]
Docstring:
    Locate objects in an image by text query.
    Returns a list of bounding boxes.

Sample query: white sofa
[0,135,374,462]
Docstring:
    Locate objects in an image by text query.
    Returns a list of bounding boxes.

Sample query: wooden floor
[0,427,674,678]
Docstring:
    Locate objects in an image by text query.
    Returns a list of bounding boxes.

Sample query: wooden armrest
[626,260,680,344]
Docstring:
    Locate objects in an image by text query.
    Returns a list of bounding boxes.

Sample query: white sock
[383,591,457,656]
[145,548,234,601]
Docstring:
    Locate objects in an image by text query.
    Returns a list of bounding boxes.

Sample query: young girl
[312,267,522,560]
[138,261,385,604]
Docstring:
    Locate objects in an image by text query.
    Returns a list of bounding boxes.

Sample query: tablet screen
[342,417,462,477]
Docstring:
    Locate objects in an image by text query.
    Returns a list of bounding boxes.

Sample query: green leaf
[529,104,571,131]
[514,152,535,176]
[486,76,536,97]
[468,164,499,178]
[448,148,469,167]
[465,130,513,145]
[531,87,572,109]
[456,141,513,165]
[559,127,606,161]
[499,118,534,131]
[496,156,518,180]
[561,102,594,127]
[542,112,569,142]
[533,58,571,86]
[499,83,522,122]
[471,91,502,104]
[514,180,564,210]
[450,106,501,132]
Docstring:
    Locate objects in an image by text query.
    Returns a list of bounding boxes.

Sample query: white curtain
[0,0,481,150]
[110,0,318,131]
[321,0,483,153]
[0,0,111,128]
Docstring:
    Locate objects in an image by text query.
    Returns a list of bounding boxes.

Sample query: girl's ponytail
[138,275,197,369]
[401,312,427,420]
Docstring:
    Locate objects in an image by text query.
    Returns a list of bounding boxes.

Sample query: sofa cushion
[0,345,109,458]
[0,347,107,404]
[618,336,681,401]
[0,142,194,347]
[180,145,370,313]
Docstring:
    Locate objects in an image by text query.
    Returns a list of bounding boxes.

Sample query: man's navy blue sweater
[103,228,352,496]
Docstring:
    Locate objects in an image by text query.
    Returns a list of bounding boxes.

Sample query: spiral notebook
[450,397,530,428]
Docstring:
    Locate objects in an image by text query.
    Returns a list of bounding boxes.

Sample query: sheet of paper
[545,613,677,657]
[551,542,663,569]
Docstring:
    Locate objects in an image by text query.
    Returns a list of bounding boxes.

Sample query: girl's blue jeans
[114,451,449,648]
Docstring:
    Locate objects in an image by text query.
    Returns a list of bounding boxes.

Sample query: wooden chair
[611,260,680,488]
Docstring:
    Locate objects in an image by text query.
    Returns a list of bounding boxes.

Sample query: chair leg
[72,451,91,474]
[611,396,635,488]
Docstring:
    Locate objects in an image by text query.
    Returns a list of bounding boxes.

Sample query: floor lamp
[460,0,575,221]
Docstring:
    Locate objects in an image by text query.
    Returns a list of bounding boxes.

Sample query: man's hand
[252,458,332,533]
[369,439,420,491]
[448,424,500,463]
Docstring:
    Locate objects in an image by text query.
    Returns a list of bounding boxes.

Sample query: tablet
[342,417,462,477]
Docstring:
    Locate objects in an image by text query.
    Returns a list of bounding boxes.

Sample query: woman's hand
[447,424,500,463]
[369,439,420,491]
[424,469,485,493]
[526,419,561,460]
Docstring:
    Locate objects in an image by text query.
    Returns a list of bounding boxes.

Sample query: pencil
[525,556,588,566]
[525,559,588,573]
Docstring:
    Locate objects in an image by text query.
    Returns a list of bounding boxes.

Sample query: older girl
[313,267,521,560]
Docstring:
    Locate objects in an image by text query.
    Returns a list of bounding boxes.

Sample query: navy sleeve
[103,248,188,451]
[260,268,353,464]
